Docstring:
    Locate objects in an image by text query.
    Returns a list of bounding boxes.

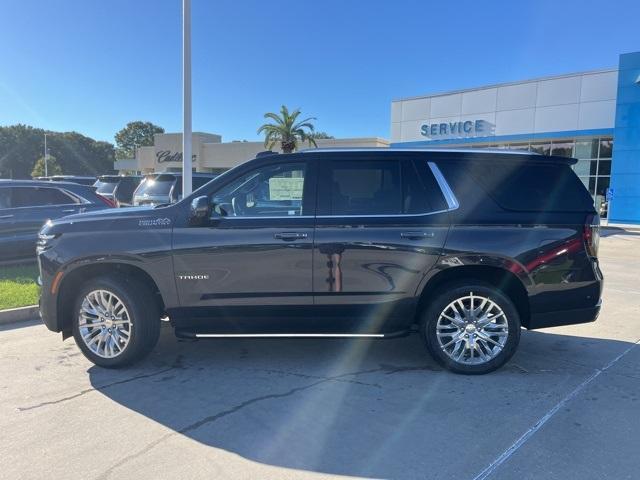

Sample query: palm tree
[257,105,318,154]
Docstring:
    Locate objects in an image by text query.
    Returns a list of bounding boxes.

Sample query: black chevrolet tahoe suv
[37,149,603,374]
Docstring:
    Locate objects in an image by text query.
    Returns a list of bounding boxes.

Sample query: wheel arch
[417,265,531,328]
[57,262,166,337]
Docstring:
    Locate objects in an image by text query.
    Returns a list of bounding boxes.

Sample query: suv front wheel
[421,282,521,374]
[71,275,161,368]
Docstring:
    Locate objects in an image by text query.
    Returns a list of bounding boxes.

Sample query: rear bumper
[528,300,601,329]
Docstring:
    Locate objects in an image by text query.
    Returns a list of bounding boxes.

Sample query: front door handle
[62,209,77,213]
[400,231,435,240]
[274,232,308,241]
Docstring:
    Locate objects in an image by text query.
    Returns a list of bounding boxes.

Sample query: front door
[312,153,451,333]
[171,158,317,332]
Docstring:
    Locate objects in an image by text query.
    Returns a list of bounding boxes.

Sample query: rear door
[312,153,451,333]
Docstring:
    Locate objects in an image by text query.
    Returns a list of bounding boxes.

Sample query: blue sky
[0,0,638,143]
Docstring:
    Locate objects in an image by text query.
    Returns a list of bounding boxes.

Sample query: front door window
[211,163,306,217]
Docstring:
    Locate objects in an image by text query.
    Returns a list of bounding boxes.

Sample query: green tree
[31,155,62,178]
[310,131,334,139]
[0,125,115,179]
[257,106,317,154]
[114,121,164,159]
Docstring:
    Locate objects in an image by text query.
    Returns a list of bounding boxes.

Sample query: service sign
[420,119,493,139]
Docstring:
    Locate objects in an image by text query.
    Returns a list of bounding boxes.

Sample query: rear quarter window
[443,161,594,212]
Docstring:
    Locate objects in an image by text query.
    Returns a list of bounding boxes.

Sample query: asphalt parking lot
[1,230,639,480]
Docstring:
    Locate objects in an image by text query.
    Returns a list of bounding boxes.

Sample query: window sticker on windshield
[269,177,303,201]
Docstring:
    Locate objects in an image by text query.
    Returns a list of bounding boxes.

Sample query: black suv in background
[132,172,217,206]
[0,180,113,262]
[38,149,602,374]
[93,175,142,207]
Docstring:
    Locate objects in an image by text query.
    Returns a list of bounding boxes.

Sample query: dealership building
[117,51,639,224]
[391,51,640,224]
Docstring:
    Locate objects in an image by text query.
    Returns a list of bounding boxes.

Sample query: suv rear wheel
[421,282,521,374]
[71,275,161,368]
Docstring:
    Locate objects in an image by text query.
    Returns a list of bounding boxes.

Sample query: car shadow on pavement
[87,326,637,479]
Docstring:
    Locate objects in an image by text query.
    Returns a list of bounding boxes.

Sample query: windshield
[135,175,176,196]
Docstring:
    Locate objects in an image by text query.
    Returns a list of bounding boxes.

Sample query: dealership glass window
[599,138,613,158]
[598,159,611,176]
[573,160,597,177]
[551,141,574,157]
[529,142,551,155]
[596,177,610,197]
[574,139,599,159]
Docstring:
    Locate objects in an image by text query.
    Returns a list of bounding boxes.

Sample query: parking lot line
[471,338,640,480]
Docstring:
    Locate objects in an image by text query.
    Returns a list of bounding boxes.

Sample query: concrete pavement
[1,231,639,480]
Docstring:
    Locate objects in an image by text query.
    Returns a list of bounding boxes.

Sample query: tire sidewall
[71,276,156,368]
[422,282,521,374]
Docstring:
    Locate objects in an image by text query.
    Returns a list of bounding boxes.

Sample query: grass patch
[0,264,40,310]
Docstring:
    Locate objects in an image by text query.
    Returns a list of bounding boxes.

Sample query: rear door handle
[274,232,308,241]
[400,231,435,240]
[0,214,13,219]
[62,209,77,213]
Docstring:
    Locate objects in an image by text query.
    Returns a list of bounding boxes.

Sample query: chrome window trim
[315,210,450,219]
[428,161,459,210]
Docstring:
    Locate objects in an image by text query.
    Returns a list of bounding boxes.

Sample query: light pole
[43,133,49,177]
[182,0,192,196]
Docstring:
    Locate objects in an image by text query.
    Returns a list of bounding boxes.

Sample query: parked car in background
[0,180,114,262]
[38,149,602,373]
[93,175,142,207]
[132,172,217,206]
[37,175,97,186]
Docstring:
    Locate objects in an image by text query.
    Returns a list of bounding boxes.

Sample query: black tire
[71,275,161,368]
[421,281,521,374]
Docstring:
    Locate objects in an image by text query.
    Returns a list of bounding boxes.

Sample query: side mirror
[189,196,211,225]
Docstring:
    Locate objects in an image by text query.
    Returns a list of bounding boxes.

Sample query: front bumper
[528,300,602,329]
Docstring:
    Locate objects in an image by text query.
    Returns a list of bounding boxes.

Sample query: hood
[40,205,177,236]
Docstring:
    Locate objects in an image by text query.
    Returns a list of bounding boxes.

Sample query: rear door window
[320,158,447,216]
[12,187,77,207]
[327,160,403,215]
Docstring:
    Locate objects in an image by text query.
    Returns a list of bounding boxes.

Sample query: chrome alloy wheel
[436,292,509,365]
[78,290,132,359]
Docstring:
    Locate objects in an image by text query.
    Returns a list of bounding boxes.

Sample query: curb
[0,305,41,326]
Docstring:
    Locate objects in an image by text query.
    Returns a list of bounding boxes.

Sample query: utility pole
[182,0,192,196]
[44,133,49,177]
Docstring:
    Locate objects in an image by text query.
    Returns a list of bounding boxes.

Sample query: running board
[174,329,410,339]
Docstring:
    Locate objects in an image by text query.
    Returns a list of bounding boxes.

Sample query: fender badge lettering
[139,218,171,227]
[177,274,210,280]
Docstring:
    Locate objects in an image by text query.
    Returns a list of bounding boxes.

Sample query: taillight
[583,213,600,257]
[96,194,116,208]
